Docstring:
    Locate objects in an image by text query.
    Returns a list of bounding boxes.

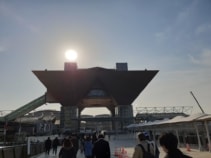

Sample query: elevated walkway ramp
[0,95,46,122]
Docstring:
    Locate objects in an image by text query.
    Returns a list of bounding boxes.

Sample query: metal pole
[204,120,211,152]
[190,91,205,114]
[194,123,202,151]
[3,121,7,145]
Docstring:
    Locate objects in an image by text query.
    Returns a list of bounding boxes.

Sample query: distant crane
[190,91,205,114]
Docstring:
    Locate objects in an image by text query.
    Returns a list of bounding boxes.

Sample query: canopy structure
[127,113,211,152]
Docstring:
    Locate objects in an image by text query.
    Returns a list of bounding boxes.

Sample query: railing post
[27,137,31,155]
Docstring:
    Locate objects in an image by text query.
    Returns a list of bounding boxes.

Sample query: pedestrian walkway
[31,134,211,158]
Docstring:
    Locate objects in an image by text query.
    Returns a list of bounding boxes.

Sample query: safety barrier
[0,145,26,158]
[0,142,44,158]
[30,142,45,156]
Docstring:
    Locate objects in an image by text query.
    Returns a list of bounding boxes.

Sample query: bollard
[186,143,191,151]
[114,148,119,156]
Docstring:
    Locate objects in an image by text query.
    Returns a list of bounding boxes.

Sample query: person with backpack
[132,132,155,158]
[159,132,192,158]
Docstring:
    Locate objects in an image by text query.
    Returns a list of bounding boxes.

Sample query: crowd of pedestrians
[44,131,193,158]
[79,133,111,158]
[44,132,111,158]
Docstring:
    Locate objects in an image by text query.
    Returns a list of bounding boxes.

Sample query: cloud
[195,24,211,35]
[189,49,211,66]
[0,3,39,33]
[155,31,167,43]
[0,45,6,53]
[155,1,198,43]
[176,0,198,23]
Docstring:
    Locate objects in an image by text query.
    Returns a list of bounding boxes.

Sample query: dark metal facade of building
[33,62,158,132]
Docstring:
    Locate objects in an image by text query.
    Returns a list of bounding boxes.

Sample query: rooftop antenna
[190,91,205,114]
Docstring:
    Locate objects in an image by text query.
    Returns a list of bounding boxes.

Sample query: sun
[65,49,78,61]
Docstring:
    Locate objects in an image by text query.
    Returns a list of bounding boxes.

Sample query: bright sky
[0,0,211,116]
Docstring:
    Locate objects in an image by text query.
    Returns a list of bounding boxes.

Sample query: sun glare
[65,49,78,61]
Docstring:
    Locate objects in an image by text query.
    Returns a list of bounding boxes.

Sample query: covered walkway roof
[127,113,211,129]
[127,113,211,152]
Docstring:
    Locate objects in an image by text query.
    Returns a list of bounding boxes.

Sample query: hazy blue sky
[0,0,211,116]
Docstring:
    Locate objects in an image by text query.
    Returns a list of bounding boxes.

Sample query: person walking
[83,136,93,158]
[79,135,85,154]
[159,132,192,158]
[132,132,155,158]
[69,134,79,158]
[52,137,59,155]
[59,139,75,158]
[92,132,98,144]
[45,137,52,155]
[92,134,110,158]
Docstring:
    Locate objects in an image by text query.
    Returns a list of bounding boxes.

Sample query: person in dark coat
[159,132,192,158]
[92,132,98,144]
[92,134,110,158]
[59,139,75,158]
[69,134,79,158]
[52,137,60,155]
[45,137,52,155]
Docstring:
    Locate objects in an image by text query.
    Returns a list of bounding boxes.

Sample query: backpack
[149,141,160,158]
[138,144,155,158]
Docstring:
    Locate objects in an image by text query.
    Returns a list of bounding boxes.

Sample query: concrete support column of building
[107,106,116,131]
[117,105,134,130]
[78,107,84,133]
[60,106,78,132]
